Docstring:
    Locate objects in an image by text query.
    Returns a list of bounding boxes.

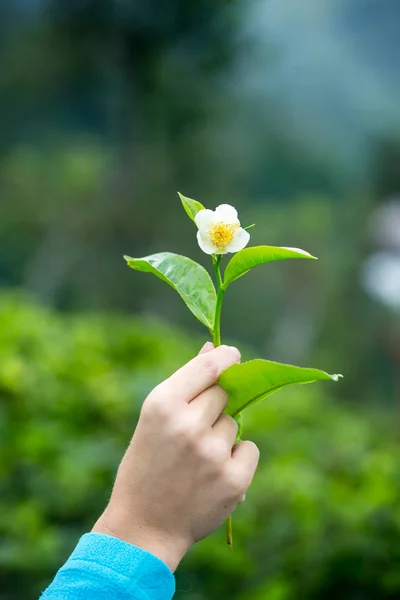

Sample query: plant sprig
[124,192,342,547]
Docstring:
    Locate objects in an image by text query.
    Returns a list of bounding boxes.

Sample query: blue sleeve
[40,533,176,600]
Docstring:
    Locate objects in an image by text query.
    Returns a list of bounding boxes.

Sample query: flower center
[209,222,235,249]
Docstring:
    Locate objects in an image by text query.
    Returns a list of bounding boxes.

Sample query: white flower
[194,204,250,255]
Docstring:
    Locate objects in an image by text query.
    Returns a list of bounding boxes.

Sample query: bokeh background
[1,1,400,598]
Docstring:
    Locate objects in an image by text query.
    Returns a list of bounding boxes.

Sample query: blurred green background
[1,1,400,598]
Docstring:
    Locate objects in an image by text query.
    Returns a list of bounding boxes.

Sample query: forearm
[40,533,175,600]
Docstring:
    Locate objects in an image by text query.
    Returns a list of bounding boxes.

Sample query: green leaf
[178,192,205,224]
[234,412,243,441]
[223,245,317,287]
[124,252,216,331]
[219,359,342,417]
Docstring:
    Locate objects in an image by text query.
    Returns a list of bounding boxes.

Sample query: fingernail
[199,341,214,354]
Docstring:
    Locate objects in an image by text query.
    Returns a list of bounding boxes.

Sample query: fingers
[229,441,260,494]
[161,345,241,404]
[198,341,214,355]
[189,385,229,425]
[212,414,238,448]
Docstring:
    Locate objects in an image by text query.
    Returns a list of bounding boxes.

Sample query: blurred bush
[185,389,400,600]
[1,292,400,600]
[0,291,198,599]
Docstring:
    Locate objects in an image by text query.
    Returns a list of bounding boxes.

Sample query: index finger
[161,345,240,403]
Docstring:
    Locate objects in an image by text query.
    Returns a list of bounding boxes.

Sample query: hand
[92,343,260,571]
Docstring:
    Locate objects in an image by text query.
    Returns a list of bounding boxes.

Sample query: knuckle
[173,412,202,440]
[225,469,247,498]
[232,479,248,499]
[215,386,229,408]
[201,355,220,380]
[197,438,225,467]
[222,413,238,432]
[142,386,170,419]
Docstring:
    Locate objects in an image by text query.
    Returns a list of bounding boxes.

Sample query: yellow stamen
[209,222,235,249]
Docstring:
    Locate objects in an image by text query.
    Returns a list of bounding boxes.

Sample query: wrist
[92,510,190,572]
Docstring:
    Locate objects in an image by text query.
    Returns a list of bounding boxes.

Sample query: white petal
[225,228,250,253]
[195,209,217,232]
[197,231,218,255]
[215,204,239,225]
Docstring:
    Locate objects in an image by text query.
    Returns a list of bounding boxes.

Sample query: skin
[93,343,260,572]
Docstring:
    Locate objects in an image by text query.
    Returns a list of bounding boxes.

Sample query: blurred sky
[237,0,400,180]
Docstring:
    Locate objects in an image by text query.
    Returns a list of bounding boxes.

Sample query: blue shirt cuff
[41,532,176,600]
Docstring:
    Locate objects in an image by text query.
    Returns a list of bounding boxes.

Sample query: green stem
[226,514,233,549]
[213,289,224,346]
[211,255,224,347]
[213,254,223,289]
[211,255,232,549]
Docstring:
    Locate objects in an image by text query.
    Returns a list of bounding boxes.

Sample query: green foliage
[178,192,206,224]
[181,386,400,600]
[223,246,316,287]
[0,292,198,599]
[124,252,217,332]
[131,196,337,437]
[1,292,399,600]
[219,360,340,417]
[0,293,400,600]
